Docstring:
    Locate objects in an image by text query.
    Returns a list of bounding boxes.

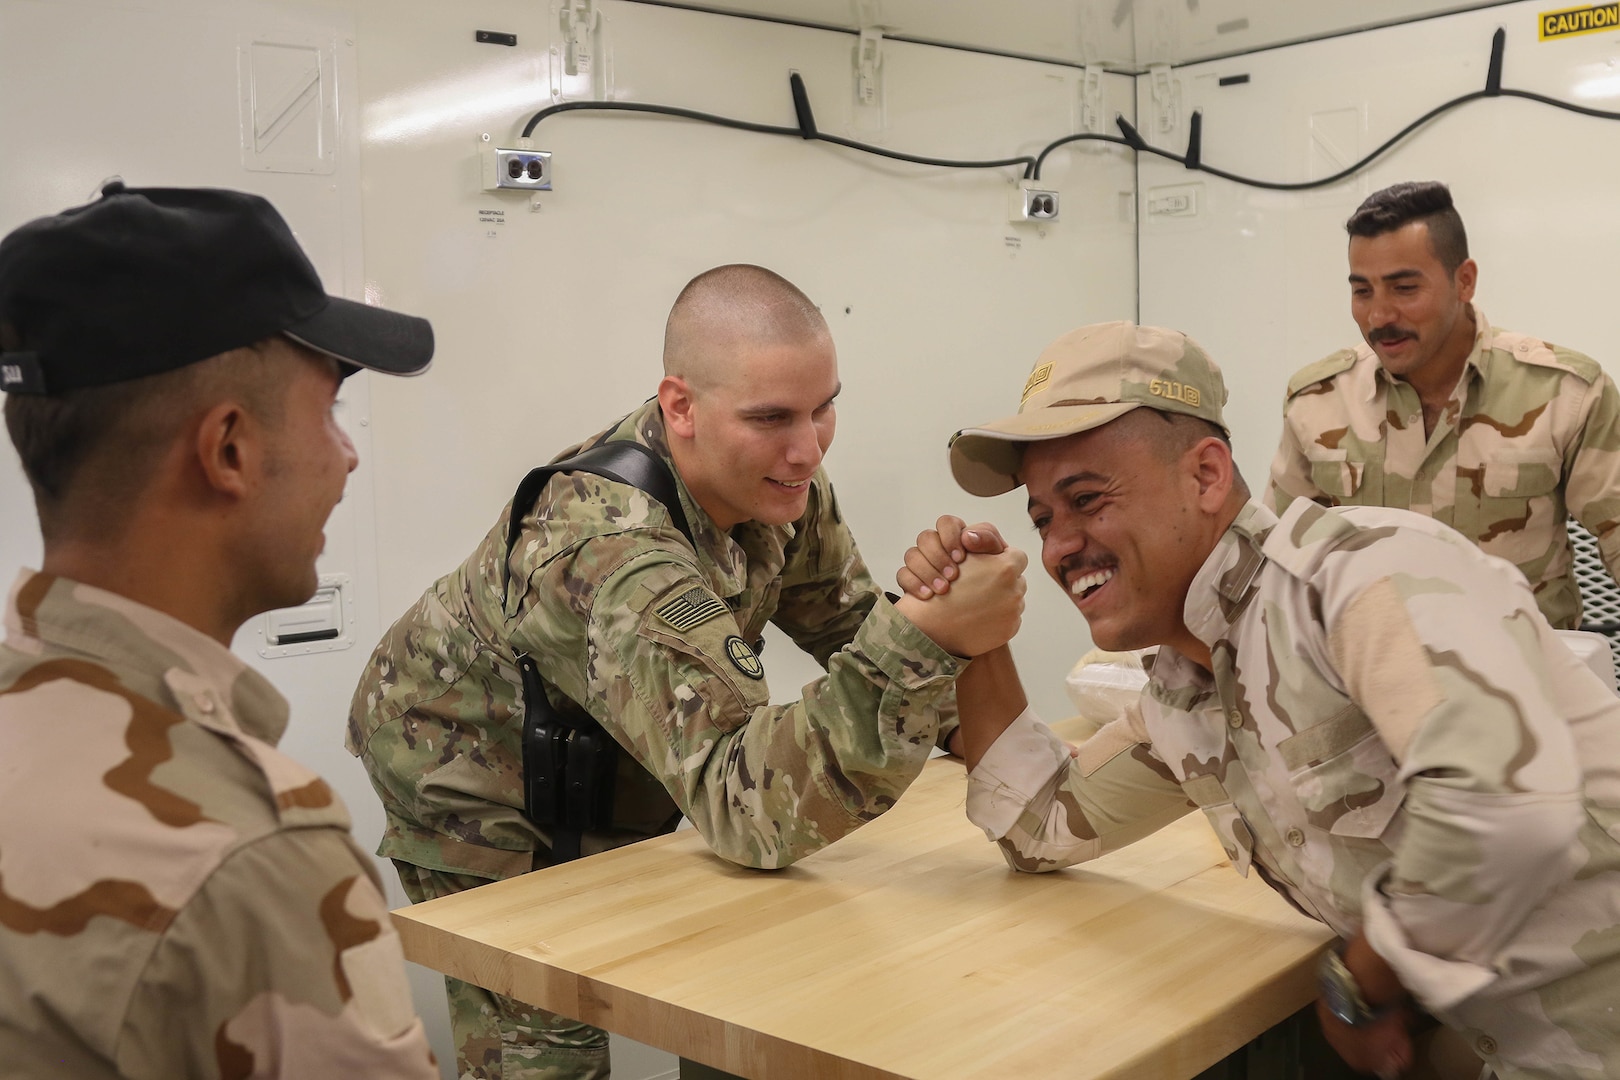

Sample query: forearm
[954,645,1028,770]
[613,598,962,869]
[968,703,1193,873]
[1361,772,1584,1009]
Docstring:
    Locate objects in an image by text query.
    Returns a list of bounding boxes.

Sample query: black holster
[517,652,618,864]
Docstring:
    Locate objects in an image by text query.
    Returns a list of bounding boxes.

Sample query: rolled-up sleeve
[968,704,1194,873]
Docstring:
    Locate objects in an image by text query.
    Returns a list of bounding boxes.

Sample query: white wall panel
[1137,1,1620,490]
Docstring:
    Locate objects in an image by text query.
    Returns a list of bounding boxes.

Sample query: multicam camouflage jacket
[967,501,1620,1080]
[0,571,436,1080]
[348,399,964,880]
[1266,306,1620,630]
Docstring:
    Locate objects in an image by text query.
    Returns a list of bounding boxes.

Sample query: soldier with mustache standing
[1267,181,1620,629]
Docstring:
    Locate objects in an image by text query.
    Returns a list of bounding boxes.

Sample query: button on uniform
[1476,1035,1498,1056]
[1285,827,1305,847]
[1227,709,1243,730]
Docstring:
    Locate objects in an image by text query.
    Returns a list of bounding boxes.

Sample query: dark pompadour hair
[1344,181,1470,274]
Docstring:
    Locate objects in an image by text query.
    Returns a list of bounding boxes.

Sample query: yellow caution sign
[1540,2,1620,40]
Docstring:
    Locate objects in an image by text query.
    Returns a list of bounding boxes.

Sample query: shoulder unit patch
[724,635,765,680]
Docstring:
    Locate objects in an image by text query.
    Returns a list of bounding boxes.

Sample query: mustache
[1368,326,1415,345]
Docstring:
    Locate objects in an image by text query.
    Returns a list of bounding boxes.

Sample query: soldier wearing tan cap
[906,321,1620,1079]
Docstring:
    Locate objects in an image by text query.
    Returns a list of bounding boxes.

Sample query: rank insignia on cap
[656,587,729,632]
[724,635,764,680]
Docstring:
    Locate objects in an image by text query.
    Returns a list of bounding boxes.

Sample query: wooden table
[393,733,1333,1079]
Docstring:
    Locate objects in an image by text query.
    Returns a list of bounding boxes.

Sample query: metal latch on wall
[560,0,597,77]
[1149,63,1180,133]
[856,27,883,106]
[257,573,353,658]
[1079,65,1104,133]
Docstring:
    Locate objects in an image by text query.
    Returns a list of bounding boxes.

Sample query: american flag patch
[655,587,729,632]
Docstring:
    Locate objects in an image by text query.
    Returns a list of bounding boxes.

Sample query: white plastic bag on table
[1063,648,1151,739]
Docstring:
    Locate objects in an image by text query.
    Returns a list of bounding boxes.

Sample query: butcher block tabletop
[393,723,1333,1079]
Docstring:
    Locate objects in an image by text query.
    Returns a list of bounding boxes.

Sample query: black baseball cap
[0,180,434,395]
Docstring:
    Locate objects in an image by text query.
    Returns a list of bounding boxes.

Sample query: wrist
[1317,943,1405,1028]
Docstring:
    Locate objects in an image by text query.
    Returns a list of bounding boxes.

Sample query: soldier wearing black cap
[0,183,439,1079]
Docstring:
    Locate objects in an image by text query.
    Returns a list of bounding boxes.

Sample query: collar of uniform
[3,568,290,746]
[1365,301,1491,399]
[1181,500,1277,654]
[1462,303,1494,379]
[631,400,794,598]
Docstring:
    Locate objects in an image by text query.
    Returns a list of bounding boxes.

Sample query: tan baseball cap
[949,321,1228,497]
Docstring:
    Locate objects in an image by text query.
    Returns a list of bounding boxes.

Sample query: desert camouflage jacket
[967,501,1620,1079]
[348,399,963,880]
[0,571,436,1080]
[1266,306,1620,629]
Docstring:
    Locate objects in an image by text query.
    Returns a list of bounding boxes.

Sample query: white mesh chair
[1570,517,1620,669]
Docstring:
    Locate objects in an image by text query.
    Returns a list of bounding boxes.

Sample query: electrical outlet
[483,148,552,191]
[1009,183,1059,224]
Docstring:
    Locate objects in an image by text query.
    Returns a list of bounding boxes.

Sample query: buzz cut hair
[661,264,829,388]
[1344,181,1470,274]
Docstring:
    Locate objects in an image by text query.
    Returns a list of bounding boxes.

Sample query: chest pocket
[1305,448,1364,503]
[1182,773,1254,877]
[1479,448,1561,499]
[1277,705,1403,841]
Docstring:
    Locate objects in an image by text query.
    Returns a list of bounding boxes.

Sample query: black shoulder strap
[504,439,694,862]
[503,440,694,605]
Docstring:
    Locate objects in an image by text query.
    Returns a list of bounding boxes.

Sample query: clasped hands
[892,515,1027,658]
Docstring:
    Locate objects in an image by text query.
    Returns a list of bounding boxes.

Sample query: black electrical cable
[1074,91,1496,191]
[520,98,1036,173]
[521,99,802,139]
[519,29,1620,191]
[1031,28,1620,187]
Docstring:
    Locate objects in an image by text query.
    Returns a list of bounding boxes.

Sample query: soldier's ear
[1189,436,1234,512]
[658,375,698,440]
[194,399,260,501]
[1454,258,1478,303]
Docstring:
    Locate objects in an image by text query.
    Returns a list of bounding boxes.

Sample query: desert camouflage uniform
[1267,305,1620,629]
[0,570,437,1080]
[349,399,964,1079]
[968,500,1620,1080]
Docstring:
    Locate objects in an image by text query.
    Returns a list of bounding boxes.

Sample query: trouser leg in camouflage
[395,861,610,1080]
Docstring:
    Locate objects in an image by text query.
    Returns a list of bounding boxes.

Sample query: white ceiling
[632,0,1514,69]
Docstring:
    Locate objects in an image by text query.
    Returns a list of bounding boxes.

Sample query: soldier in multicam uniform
[347,264,1028,1080]
[910,321,1620,1079]
[0,185,439,1077]
[1268,180,1620,630]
